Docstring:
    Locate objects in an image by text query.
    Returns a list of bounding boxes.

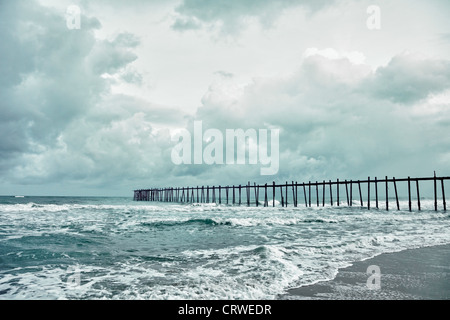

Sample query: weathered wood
[233,185,235,205]
[408,177,411,212]
[434,172,437,211]
[254,182,259,207]
[136,175,450,212]
[264,183,268,207]
[375,177,378,209]
[316,181,319,207]
[345,180,349,206]
[416,179,420,211]
[273,181,276,207]
[358,180,363,207]
[330,180,333,206]
[308,181,311,208]
[442,178,446,211]
[385,176,389,211]
[337,179,340,206]
[226,186,229,204]
[239,185,241,205]
[247,182,250,207]
[292,181,297,207]
[349,180,352,206]
[286,182,288,207]
[303,183,307,207]
[323,180,326,207]
[393,177,400,210]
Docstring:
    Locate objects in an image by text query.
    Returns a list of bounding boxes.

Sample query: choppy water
[0,196,449,299]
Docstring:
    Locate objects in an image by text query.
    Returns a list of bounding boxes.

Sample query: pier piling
[134,174,449,212]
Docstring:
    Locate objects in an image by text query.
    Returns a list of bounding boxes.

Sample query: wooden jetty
[134,173,448,211]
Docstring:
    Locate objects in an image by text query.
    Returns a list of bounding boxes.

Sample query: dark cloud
[2,0,450,195]
[365,54,450,104]
[0,0,184,192]
[191,52,450,183]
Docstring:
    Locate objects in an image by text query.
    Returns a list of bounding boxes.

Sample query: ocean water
[0,196,449,300]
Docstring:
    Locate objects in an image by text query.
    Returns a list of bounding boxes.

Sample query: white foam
[1,199,449,299]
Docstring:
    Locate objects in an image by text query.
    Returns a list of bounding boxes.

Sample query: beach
[284,244,450,300]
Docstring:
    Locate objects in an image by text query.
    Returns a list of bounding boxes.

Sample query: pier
[134,173,448,211]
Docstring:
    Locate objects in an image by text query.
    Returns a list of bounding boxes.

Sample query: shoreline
[281,244,450,300]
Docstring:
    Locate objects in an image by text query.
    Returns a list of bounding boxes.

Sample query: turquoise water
[0,196,449,299]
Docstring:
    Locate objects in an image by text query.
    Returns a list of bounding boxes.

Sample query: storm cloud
[1,0,450,195]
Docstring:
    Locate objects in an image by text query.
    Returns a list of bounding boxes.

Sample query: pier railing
[134,173,448,211]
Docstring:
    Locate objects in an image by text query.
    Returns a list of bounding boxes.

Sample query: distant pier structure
[134,173,448,211]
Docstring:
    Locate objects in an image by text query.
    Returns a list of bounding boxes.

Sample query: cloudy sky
[1,0,450,196]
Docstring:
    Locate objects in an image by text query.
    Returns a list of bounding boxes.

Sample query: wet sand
[283,244,450,300]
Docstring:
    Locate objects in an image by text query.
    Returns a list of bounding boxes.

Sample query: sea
[0,195,449,300]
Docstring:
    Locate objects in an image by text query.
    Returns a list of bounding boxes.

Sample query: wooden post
[385,176,389,211]
[226,186,229,205]
[329,180,333,206]
[350,180,352,206]
[219,186,221,204]
[337,179,340,206]
[434,172,437,211]
[316,182,319,207]
[247,182,250,207]
[323,180,326,207]
[233,185,235,205]
[368,177,370,210]
[239,185,241,205]
[308,181,311,208]
[264,183,268,207]
[212,186,216,203]
[358,180,363,207]
[375,177,378,209]
[206,186,209,203]
[303,183,307,207]
[292,181,297,207]
[254,183,259,207]
[393,177,400,210]
[408,177,412,212]
[280,186,284,207]
[442,178,446,211]
[416,179,421,211]
[286,182,288,207]
[345,180,349,206]
[273,181,276,207]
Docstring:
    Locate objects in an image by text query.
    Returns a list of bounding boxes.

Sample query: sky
[1,0,450,196]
